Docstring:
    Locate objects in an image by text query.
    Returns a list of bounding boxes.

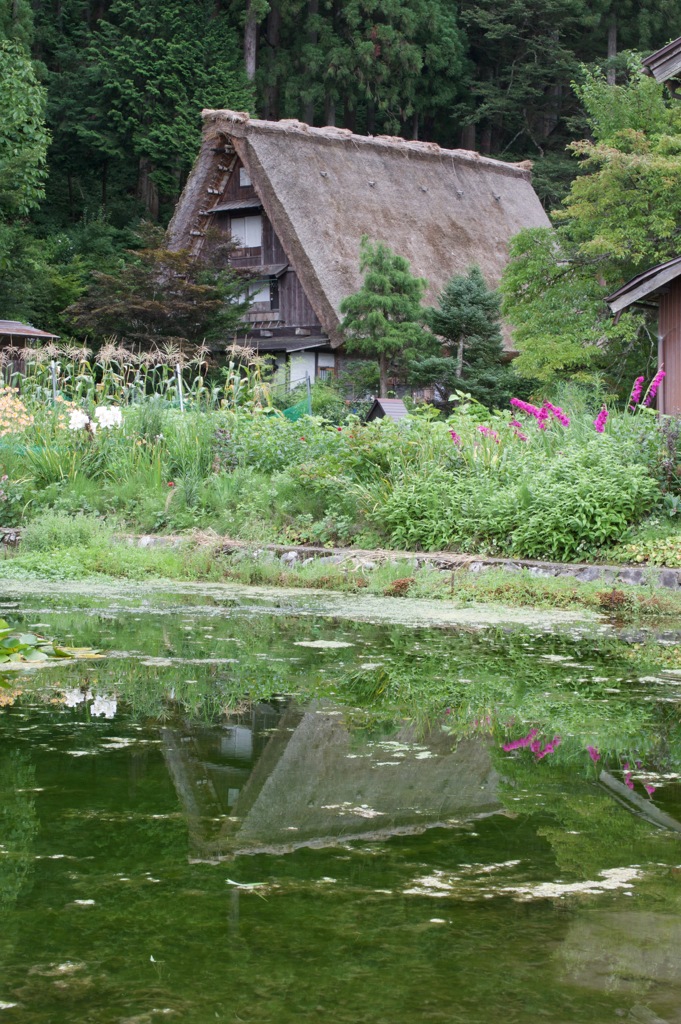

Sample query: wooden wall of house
[209,159,321,331]
[659,278,681,415]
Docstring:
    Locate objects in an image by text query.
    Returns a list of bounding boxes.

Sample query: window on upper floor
[230,214,262,249]
[239,167,252,187]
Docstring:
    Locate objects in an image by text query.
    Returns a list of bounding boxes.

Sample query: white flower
[62,687,87,707]
[68,410,90,431]
[90,695,117,719]
[94,406,123,429]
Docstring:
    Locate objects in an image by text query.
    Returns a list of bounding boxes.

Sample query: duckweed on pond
[2,584,681,1023]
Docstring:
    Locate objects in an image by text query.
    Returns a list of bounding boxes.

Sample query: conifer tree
[339,236,429,398]
[409,265,522,409]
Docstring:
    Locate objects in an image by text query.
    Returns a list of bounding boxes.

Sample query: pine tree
[408,266,520,408]
[339,236,429,398]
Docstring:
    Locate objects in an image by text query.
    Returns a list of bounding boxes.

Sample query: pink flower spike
[624,772,634,790]
[594,406,608,433]
[643,366,666,407]
[587,745,600,762]
[644,784,656,796]
[510,397,542,419]
[542,401,570,427]
[449,429,462,446]
[628,375,645,411]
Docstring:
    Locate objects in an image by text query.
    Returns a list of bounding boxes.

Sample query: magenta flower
[594,406,608,433]
[478,425,500,442]
[643,367,666,407]
[449,429,462,446]
[510,397,542,419]
[537,406,550,431]
[624,771,634,790]
[644,783,656,796]
[628,375,645,411]
[587,745,600,762]
[509,419,529,442]
[542,401,570,427]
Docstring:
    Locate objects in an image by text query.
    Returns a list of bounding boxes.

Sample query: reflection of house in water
[161,700,501,860]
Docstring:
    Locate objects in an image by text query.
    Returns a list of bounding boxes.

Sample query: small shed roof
[605,256,681,313]
[0,320,59,340]
[251,336,329,353]
[202,198,263,215]
[643,37,681,85]
[366,398,409,422]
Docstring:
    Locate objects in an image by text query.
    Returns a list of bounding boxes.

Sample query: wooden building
[167,110,549,381]
[605,39,681,415]
[606,257,681,415]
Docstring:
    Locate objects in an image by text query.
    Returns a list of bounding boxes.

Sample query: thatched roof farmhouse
[167,110,549,380]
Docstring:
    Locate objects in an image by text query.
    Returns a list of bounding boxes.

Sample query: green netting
[282,400,310,421]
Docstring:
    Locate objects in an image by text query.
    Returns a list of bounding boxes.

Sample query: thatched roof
[168,110,550,347]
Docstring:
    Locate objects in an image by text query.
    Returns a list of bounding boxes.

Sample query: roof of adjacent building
[0,320,59,340]
[605,256,681,313]
[643,37,681,84]
[167,110,550,348]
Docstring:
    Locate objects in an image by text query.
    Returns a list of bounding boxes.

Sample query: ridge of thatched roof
[167,110,550,347]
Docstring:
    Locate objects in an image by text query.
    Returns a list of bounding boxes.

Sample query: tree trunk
[244,1,258,82]
[412,112,419,140]
[461,123,476,150]
[303,0,319,124]
[379,353,389,398]
[366,98,376,135]
[607,15,617,85]
[263,4,281,118]
[137,157,159,220]
[324,94,336,126]
[456,338,464,378]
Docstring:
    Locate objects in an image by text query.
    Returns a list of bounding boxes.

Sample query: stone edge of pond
[1,526,673,591]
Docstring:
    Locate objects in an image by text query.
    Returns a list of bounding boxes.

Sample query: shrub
[21,511,113,552]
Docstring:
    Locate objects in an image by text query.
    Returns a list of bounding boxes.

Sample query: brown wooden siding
[659,278,681,415]
[207,160,322,332]
[220,157,259,204]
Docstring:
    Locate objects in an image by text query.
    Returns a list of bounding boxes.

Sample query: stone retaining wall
[2,526,677,588]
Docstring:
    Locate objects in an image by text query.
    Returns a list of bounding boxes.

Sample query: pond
[1,583,681,1023]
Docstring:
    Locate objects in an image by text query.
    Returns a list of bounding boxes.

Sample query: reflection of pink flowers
[587,745,600,762]
[503,728,538,752]
[644,783,656,796]
[594,406,608,433]
[502,729,561,759]
[536,735,561,760]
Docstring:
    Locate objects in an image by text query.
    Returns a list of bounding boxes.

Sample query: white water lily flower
[90,695,117,719]
[68,409,90,431]
[94,406,123,429]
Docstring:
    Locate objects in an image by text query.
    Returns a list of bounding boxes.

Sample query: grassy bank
[3,515,681,621]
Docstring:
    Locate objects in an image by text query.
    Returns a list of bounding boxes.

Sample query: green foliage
[409,265,522,408]
[340,237,430,397]
[0,41,50,218]
[501,60,681,388]
[67,227,248,348]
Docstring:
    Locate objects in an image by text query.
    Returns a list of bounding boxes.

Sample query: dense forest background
[3,0,681,340]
